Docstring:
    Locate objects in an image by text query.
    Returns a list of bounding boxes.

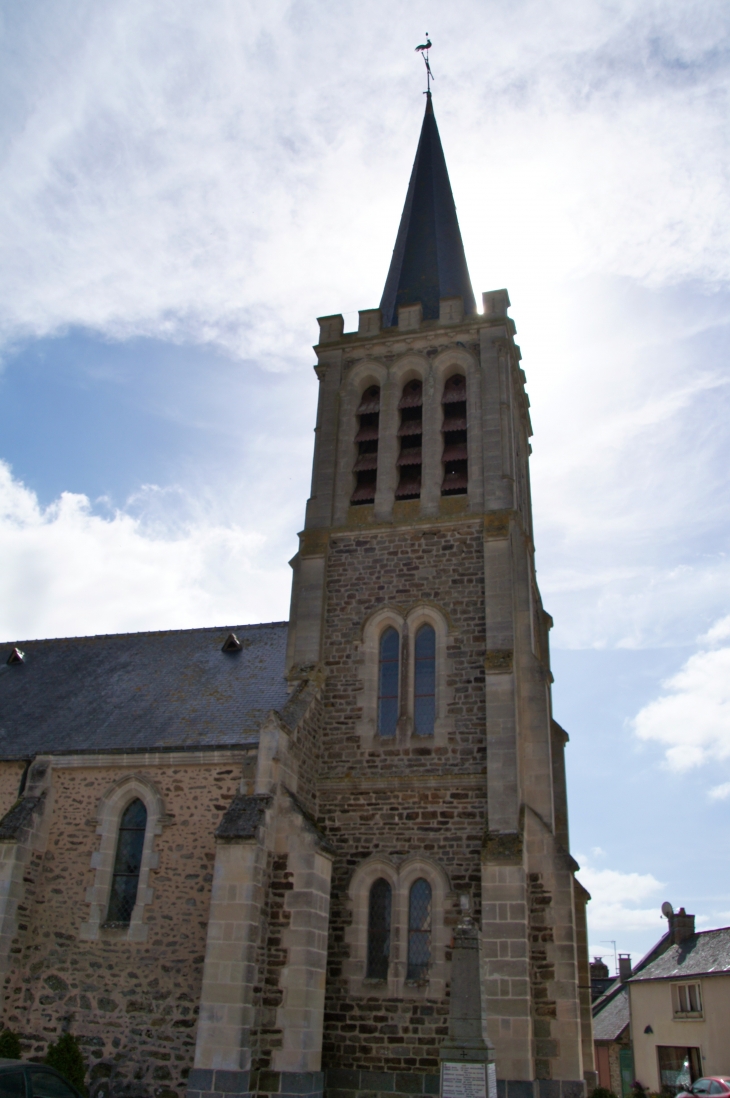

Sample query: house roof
[0,622,290,757]
[593,985,630,1041]
[630,926,730,982]
[379,94,476,327]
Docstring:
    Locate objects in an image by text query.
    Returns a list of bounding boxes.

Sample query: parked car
[0,1061,84,1098]
[677,1079,730,1098]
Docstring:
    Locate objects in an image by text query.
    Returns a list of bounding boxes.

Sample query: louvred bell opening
[442,443,468,462]
[397,448,423,466]
[355,423,380,442]
[357,386,381,414]
[397,420,423,437]
[442,469,468,493]
[351,482,377,502]
[442,375,466,403]
[353,453,378,472]
[398,379,423,409]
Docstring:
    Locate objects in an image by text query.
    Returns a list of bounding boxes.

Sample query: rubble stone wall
[1,754,254,1098]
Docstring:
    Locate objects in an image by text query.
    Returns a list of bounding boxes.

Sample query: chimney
[669,907,695,946]
[618,954,632,983]
[590,957,609,981]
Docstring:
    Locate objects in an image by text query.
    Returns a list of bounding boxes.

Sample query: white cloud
[701,615,730,646]
[577,855,665,940]
[708,783,730,801]
[0,462,291,640]
[633,643,730,770]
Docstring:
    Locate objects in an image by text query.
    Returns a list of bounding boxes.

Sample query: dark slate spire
[380,94,476,328]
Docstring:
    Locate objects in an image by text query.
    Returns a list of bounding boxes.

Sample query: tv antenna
[415,35,434,94]
[601,940,618,976]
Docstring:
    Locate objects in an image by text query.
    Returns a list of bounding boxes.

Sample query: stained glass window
[407,877,432,980]
[106,798,147,924]
[378,627,399,737]
[414,624,436,736]
[367,878,392,979]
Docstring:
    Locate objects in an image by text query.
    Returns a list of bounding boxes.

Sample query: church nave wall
[0,753,254,1098]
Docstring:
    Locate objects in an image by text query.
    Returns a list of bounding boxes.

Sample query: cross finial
[414,34,434,94]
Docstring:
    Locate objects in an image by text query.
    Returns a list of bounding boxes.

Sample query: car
[0,1061,84,1098]
[677,1079,730,1098]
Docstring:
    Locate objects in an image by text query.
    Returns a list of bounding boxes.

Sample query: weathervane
[415,35,434,94]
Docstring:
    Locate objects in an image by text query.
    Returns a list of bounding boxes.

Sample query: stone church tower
[285,93,594,1098]
[0,95,592,1098]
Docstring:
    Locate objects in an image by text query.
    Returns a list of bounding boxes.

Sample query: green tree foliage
[0,1030,21,1059]
[44,1033,87,1096]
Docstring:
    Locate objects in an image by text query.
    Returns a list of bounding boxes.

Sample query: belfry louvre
[0,92,594,1098]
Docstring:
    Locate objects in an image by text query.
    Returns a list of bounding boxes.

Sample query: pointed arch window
[407,877,432,980]
[442,374,468,495]
[396,379,423,499]
[414,624,436,736]
[352,386,380,505]
[378,627,399,737]
[106,798,147,925]
[367,878,392,979]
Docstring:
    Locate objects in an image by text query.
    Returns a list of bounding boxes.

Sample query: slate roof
[380,94,476,327]
[630,926,730,981]
[593,985,629,1041]
[0,622,290,757]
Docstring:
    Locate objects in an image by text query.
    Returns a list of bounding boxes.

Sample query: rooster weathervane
[415,35,434,93]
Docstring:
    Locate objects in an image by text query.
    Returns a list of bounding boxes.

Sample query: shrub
[0,1030,21,1059]
[44,1033,87,1096]
[592,1089,618,1098]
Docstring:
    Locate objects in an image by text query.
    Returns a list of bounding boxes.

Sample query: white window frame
[672,982,703,1018]
[344,853,453,1000]
[80,774,166,942]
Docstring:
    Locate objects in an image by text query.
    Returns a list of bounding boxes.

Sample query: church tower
[286,94,594,1098]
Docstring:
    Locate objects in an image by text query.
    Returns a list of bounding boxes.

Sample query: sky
[1,0,730,972]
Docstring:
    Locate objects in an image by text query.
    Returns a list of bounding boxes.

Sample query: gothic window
[407,877,432,980]
[414,624,436,736]
[106,798,147,924]
[378,627,399,737]
[396,379,423,499]
[351,385,380,505]
[441,374,468,495]
[366,877,392,979]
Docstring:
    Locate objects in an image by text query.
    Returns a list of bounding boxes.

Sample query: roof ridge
[1,621,289,646]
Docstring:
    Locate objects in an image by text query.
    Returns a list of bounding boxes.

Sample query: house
[629,912,730,1093]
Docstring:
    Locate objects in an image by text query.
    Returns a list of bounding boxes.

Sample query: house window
[396,379,423,500]
[414,624,436,736]
[441,374,468,495]
[407,877,432,980]
[674,983,702,1014]
[657,1047,702,1094]
[351,386,380,505]
[366,878,392,979]
[378,627,399,737]
[106,798,147,924]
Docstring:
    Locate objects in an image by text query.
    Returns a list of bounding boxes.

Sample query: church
[0,94,594,1098]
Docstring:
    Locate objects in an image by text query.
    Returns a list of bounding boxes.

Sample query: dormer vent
[222,633,243,653]
[442,374,468,495]
[351,386,380,505]
[6,648,25,665]
[396,379,423,500]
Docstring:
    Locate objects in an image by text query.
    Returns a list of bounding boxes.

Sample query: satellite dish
[661,901,674,919]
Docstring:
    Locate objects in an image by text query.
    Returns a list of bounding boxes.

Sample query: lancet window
[378,627,399,737]
[441,374,468,495]
[351,386,380,505]
[414,624,436,736]
[396,379,423,500]
[406,877,432,980]
[366,877,392,979]
[106,798,147,925]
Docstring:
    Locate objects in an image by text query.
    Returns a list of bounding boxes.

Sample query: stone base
[187,1069,324,1098]
[497,1083,585,1098]
[323,1075,584,1098]
[325,1069,439,1098]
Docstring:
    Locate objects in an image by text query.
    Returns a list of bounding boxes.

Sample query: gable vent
[221,633,243,653]
[6,648,25,665]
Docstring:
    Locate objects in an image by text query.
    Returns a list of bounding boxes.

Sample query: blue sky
[2,0,730,969]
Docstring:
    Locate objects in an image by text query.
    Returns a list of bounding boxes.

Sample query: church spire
[380,94,476,328]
